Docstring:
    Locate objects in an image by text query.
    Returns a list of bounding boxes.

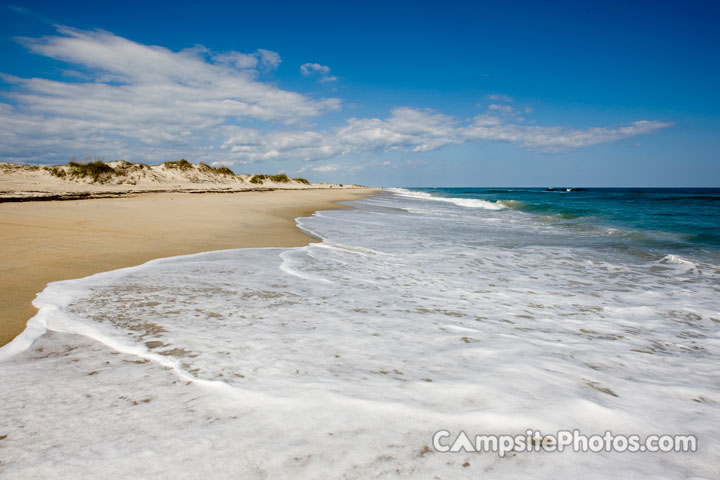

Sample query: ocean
[1,188,718,478]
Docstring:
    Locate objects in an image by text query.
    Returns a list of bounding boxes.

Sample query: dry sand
[0,188,378,347]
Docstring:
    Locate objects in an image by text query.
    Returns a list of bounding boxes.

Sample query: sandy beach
[0,188,377,347]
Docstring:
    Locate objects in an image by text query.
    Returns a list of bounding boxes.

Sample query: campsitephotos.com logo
[432,429,698,457]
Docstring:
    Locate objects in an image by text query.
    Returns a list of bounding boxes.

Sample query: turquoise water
[411,187,720,260]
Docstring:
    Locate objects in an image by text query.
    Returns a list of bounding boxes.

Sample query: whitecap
[387,187,506,210]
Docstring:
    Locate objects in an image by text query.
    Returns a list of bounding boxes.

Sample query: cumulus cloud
[212,48,281,71]
[487,93,513,103]
[300,63,329,75]
[256,49,281,70]
[0,26,671,166]
[309,164,342,173]
[335,108,458,153]
[463,117,671,151]
[300,62,337,82]
[296,163,367,175]
[221,104,671,162]
[1,26,339,163]
[222,107,461,162]
[298,164,341,173]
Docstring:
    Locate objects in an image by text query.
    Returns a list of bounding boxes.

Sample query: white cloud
[487,104,515,115]
[462,118,672,152]
[257,49,281,71]
[189,46,280,72]
[1,26,339,163]
[298,164,340,173]
[300,63,329,75]
[487,94,513,102]
[221,107,461,162]
[221,105,672,162]
[0,26,672,166]
[312,164,341,173]
[213,51,259,69]
[300,62,337,82]
[335,107,458,153]
[297,163,366,175]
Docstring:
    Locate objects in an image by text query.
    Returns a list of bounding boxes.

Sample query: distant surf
[404,187,720,252]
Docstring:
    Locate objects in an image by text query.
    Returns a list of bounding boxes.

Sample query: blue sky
[1,0,718,186]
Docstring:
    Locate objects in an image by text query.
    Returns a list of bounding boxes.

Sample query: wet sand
[0,188,377,346]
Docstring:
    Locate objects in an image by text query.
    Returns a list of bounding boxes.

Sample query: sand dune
[0,160,359,201]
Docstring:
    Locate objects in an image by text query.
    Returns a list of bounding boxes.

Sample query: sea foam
[387,187,506,210]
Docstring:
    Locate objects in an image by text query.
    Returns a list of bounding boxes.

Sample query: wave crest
[387,188,506,210]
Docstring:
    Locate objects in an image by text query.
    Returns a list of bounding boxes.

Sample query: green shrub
[42,159,157,183]
[113,160,149,176]
[45,166,66,178]
[66,160,115,183]
[269,174,290,183]
[215,166,235,176]
[293,177,310,185]
[196,162,235,176]
[164,159,193,170]
[249,175,264,184]
[6,164,40,172]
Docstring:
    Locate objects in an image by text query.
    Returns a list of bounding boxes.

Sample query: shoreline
[0,188,378,347]
[0,186,364,203]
